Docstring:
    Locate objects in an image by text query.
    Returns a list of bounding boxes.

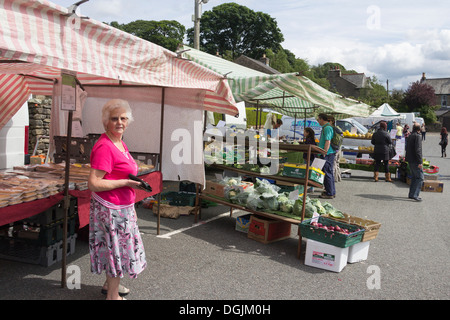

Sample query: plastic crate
[0,238,59,267]
[322,213,381,242]
[161,192,196,207]
[53,136,96,163]
[299,216,364,248]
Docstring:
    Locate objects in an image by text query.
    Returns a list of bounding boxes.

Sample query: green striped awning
[182,46,374,119]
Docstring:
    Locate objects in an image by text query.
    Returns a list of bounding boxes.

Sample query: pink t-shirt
[90,133,138,208]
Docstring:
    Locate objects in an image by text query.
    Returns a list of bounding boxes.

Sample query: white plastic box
[348,241,370,263]
[304,239,348,272]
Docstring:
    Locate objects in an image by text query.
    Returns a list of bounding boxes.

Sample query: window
[442,95,447,107]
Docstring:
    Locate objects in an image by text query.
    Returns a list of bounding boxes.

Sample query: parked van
[279,115,367,140]
[0,100,29,169]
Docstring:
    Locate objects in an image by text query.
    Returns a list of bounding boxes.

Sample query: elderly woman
[371,121,393,182]
[88,99,147,300]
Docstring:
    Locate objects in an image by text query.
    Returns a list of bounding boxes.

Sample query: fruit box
[299,216,364,248]
[348,241,370,263]
[282,164,324,184]
[304,238,348,272]
[247,215,291,244]
[322,213,381,242]
[204,180,226,198]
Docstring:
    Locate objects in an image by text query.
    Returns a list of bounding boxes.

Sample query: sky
[51,0,450,91]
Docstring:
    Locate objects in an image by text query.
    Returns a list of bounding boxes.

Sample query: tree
[108,20,185,52]
[403,81,436,111]
[187,3,284,59]
[403,81,438,124]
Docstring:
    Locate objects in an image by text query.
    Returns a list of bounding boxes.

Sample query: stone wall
[27,96,51,156]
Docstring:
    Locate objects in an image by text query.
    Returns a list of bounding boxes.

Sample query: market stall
[0,0,239,285]
[181,45,375,123]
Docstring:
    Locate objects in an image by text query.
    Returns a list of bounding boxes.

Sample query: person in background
[327,115,342,182]
[303,127,317,193]
[317,113,336,199]
[420,123,426,141]
[440,127,448,157]
[302,127,317,163]
[405,123,424,201]
[394,122,403,146]
[88,99,147,300]
[266,118,283,139]
[371,121,392,182]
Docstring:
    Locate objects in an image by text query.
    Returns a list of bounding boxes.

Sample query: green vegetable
[280,201,294,213]
[329,209,345,218]
[292,199,304,216]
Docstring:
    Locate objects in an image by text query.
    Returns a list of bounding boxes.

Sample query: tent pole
[157,87,166,235]
[293,112,297,140]
[61,110,73,288]
[255,100,259,130]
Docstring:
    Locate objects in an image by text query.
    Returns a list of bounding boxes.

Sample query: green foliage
[108,20,185,52]
[187,3,284,59]
[403,81,437,112]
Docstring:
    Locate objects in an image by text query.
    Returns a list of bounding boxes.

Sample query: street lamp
[193,0,209,50]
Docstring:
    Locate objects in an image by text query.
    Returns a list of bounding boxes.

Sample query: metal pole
[61,110,73,288]
[193,0,201,50]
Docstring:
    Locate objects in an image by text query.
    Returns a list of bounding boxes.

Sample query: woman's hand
[88,168,142,192]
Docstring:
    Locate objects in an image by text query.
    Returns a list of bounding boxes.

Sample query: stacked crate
[0,198,78,266]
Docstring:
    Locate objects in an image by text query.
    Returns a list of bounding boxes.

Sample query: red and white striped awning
[0,0,238,129]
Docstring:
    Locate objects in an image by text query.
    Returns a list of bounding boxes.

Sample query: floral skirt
[89,198,147,278]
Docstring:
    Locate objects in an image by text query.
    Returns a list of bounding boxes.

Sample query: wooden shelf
[209,164,324,188]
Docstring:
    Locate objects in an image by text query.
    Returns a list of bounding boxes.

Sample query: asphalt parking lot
[0,133,449,304]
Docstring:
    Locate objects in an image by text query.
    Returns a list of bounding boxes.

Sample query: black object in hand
[128,174,152,192]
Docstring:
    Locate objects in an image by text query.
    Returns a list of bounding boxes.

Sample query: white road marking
[156,212,230,239]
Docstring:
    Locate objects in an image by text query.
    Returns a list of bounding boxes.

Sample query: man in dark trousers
[405,123,424,201]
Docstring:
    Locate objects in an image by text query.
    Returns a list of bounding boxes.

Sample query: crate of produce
[282,164,324,184]
[322,213,381,242]
[299,216,364,248]
[161,191,196,207]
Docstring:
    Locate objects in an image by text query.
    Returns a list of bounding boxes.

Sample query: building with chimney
[327,66,371,99]
[420,72,450,108]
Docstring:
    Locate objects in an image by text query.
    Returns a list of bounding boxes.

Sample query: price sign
[60,70,77,111]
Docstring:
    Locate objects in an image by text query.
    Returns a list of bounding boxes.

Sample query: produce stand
[195,142,326,259]
[339,135,399,178]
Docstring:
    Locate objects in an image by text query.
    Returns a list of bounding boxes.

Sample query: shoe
[319,194,335,199]
[409,196,422,201]
[385,173,392,182]
[101,284,130,297]
[374,172,379,182]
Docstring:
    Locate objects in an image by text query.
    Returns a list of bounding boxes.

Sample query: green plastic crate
[161,192,196,207]
[299,216,364,248]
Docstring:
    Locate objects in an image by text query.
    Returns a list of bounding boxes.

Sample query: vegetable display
[219,177,345,220]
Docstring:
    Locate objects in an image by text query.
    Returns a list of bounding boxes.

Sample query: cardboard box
[304,238,348,272]
[235,214,252,233]
[407,178,444,193]
[406,178,444,193]
[422,180,444,193]
[282,164,325,184]
[205,180,226,198]
[204,180,254,198]
[247,215,291,244]
[348,241,370,263]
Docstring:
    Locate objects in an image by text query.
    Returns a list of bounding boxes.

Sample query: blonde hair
[101,99,134,130]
